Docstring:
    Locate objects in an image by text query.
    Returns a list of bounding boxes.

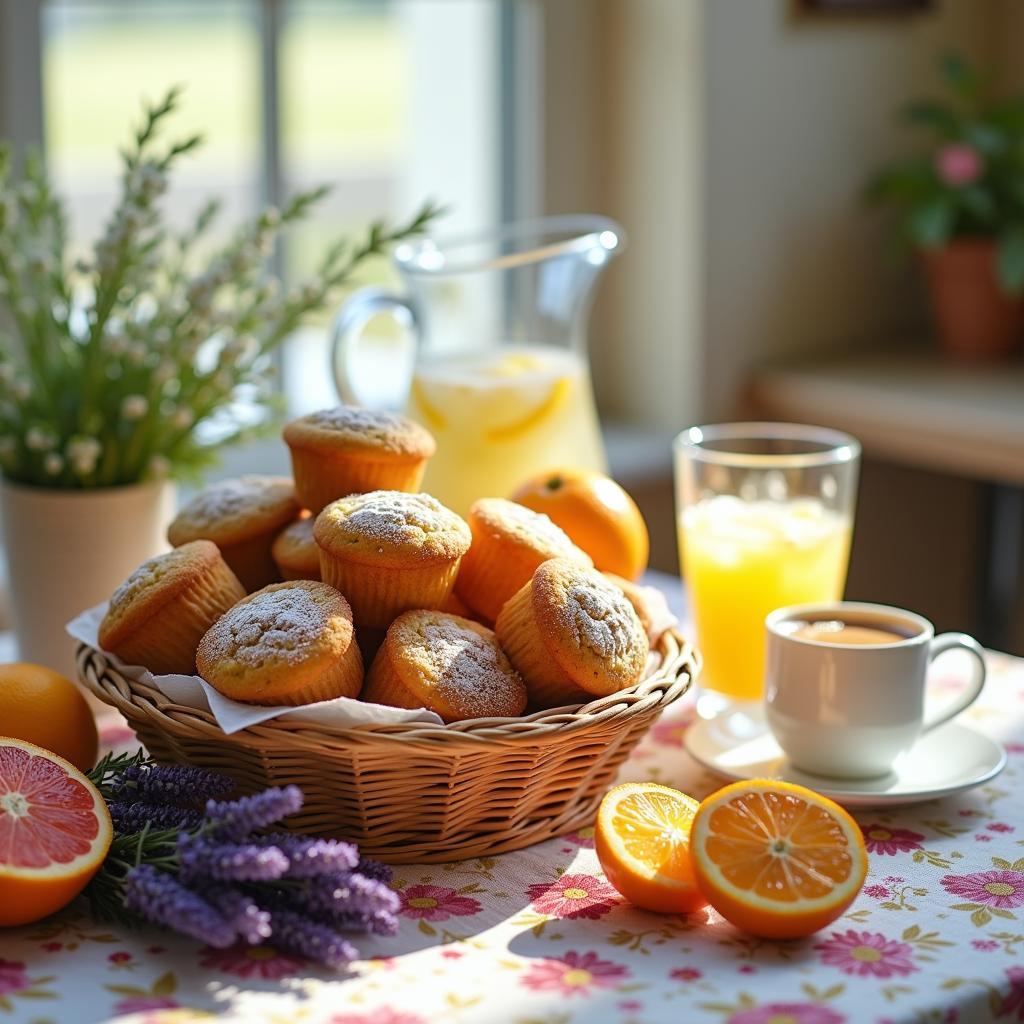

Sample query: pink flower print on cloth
[941,869,1024,909]
[398,884,482,921]
[329,1010,428,1024]
[562,825,596,848]
[860,824,924,856]
[726,1003,846,1024]
[198,943,307,979]
[998,965,1024,1021]
[527,873,620,920]
[814,930,918,979]
[0,960,30,997]
[520,950,629,997]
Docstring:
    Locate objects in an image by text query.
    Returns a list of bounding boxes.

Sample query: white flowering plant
[0,88,440,488]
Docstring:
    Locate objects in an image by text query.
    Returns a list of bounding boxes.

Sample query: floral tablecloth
[2,615,1024,1024]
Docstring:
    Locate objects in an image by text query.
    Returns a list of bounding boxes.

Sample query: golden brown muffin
[362,610,526,722]
[99,540,245,675]
[495,558,649,708]
[168,476,299,592]
[314,490,471,629]
[602,572,676,647]
[272,515,321,582]
[455,498,593,624]
[196,580,363,706]
[283,405,436,513]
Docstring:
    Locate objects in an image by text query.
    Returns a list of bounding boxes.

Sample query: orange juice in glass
[331,217,620,516]
[674,424,860,706]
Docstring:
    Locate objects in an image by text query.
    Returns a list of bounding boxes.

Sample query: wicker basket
[77,629,697,863]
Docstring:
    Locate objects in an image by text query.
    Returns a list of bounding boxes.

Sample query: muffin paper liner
[68,602,445,734]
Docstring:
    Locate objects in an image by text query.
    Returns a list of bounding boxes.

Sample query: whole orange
[511,469,649,580]
[0,663,99,772]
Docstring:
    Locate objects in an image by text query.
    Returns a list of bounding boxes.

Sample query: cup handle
[330,287,420,406]
[922,632,987,733]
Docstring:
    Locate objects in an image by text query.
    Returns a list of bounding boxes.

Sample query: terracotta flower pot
[920,239,1024,360]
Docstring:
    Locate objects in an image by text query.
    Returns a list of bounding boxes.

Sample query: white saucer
[684,703,1007,807]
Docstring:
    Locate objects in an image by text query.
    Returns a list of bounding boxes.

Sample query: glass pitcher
[331,215,624,516]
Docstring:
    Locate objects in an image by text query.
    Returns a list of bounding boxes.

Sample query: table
[2,610,1024,1023]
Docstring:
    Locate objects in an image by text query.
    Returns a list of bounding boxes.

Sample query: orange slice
[595,782,707,913]
[690,779,867,939]
[0,736,113,926]
[485,377,571,442]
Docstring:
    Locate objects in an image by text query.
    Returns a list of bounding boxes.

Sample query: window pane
[42,1,262,258]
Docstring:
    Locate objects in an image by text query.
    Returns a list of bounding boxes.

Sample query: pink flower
[883,875,905,885]
[814,930,918,979]
[936,143,983,187]
[975,834,993,842]
[670,967,702,982]
[619,1001,643,1012]
[39,942,62,953]
[972,939,999,952]
[998,965,1024,1020]
[108,951,133,965]
[520,950,629,997]
[398,884,482,921]
[727,1004,846,1024]
[440,949,463,960]
[941,869,1024,909]
[329,1011,427,1024]
[738,964,758,974]
[528,873,620,920]
[0,960,30,997]
[198,943,307,979]
[1007,743,1024,755]
[112,996,180,1014]
[860,824,923,856]
[987,822,1014,833]
[864,885,891,899]
[563,826,596,848]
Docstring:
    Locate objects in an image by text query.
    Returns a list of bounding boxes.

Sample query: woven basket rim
[77,628,697,748]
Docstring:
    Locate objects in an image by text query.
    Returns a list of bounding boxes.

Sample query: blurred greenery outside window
[37,0,502,439]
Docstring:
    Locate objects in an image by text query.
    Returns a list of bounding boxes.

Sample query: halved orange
[595,782,707,913]
[690,780,867,939]
[0,737,113,926]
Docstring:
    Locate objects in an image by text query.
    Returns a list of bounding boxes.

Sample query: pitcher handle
[922,632,987,733]
[330,287,420,407]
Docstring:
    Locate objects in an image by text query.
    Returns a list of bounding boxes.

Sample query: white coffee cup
[765,602,986,779]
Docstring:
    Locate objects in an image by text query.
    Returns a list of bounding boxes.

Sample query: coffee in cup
[765,602,986,778]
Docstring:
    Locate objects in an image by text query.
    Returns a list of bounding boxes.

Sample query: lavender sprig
[123,865,235,948]
[178,834,289,882]
[111,763,235,804]
[208,888,272,945]
[205,786,303,841]
[269,909,359,969]
[355,858,393,885]
[108,800,203,834]
[256,833,359,877]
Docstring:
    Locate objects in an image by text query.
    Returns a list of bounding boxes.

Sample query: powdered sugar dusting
[564,574,643,661]
[173,476,295,534]
[109,545,193,609]
[201,583,342,669]
[308,406,412,435]
[394,612,525,717]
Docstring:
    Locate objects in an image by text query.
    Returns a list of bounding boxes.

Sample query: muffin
[455,498,593,624]
[283,405,436,513]
[602,572,676,647]
[314,491,471,629]
[362,610,526,722]
[196,580,363,706]
[168,476,299,592]
[99,540,245,675]
[272,515,320,582]
[495,558,649,708]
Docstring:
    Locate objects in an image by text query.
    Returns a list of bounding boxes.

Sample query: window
[12,0,507,431]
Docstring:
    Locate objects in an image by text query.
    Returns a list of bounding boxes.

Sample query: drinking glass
[673,423,861,708]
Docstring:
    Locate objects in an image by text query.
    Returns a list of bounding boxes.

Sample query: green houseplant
[867,53,1024,358]
[0,89,439,675]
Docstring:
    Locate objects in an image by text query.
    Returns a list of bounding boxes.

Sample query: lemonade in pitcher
[405,345,606,516]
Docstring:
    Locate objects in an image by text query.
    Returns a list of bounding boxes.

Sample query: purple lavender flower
[112,763,235,804]
[108,800,203,834]
[356,858,393,884]
[208,888,272,945]
[270,908,358,969]
[257,834,359,877]
[265,873,399,934]
[178,834,289,882]
[205,786,303,841]
[123,865,235,948]
[332,909,400,937]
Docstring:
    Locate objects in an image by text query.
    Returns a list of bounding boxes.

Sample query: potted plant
[0,88,439,676]
[868,53,1024,359]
